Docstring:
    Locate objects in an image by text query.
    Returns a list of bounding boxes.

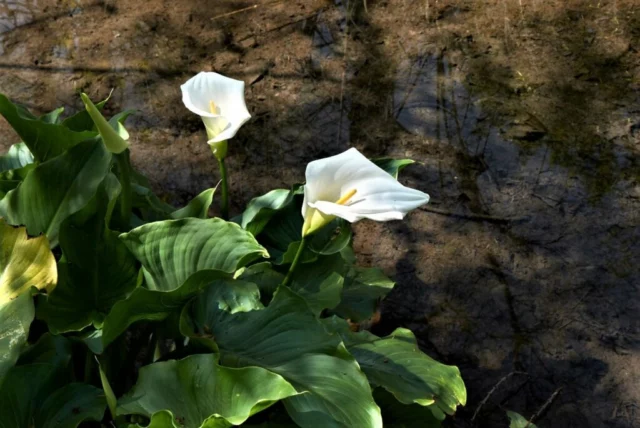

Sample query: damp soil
[1,0,639,427]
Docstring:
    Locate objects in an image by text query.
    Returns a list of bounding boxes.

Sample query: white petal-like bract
[181,72,251,144]
[302,148,429,228]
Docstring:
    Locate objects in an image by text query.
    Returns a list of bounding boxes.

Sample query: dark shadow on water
[0,0,639,427]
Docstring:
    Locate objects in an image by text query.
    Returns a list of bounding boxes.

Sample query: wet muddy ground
[1,0,639,426]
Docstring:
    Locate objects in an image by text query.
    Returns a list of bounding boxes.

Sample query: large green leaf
[101,270,229,349]
[180,279,263,352]
[181,286,382,427]
[0,94,97,162]
[237,262,284,302]
[37,175,138,333]
[0,163,34,199]
[289,253,345,314]
[0,362,103,428]
[0,143,34,173]
[171,188,216,219]
[35,383,106,428]
[0,293,34,388]
[120,218,268,292]
[240,188,300,236]
[332,266,395,322]
[0,139,112,246]
[373,388,441,428]
[0,219,57,304]
[258,200,306,264]
[17,333,73,369]
[325,318,466,417]
[258,200,349,265]
[118,354,298,427]
[0,363,58,428]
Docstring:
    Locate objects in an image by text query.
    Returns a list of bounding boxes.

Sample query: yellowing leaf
[0,218,57,304]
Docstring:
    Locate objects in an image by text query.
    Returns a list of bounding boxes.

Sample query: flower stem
[282,238,306,288]
[217,156,230,220]
[115,150,132,229]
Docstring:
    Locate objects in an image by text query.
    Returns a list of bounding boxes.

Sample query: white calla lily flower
[180,72,251,158]
[301,148,430,236]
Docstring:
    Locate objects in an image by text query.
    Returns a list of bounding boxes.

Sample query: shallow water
[1,0,639,426]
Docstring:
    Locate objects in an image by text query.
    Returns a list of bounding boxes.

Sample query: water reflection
[0,0,37,33]
[0,0,638,426]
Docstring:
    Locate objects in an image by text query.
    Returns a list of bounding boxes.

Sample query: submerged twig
[528,387,563,426]
[472,371,529,421]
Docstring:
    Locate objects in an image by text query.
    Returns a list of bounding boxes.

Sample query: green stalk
[115,150,132,228]
[217,156,230,220]
[282,238,306,288]
[83,349,94,383]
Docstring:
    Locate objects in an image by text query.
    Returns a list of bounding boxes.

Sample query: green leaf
[17,333,72,369]
[97,358,117,419]
[0,363,60,427]
[35,383,106,428]
[101,270,228,348]
[0,293,34,388]
[0,143,34,173]
[131,182,175,223]
[0,356,103,428]
[127,410,180,428]
[179,279,263,351]
[237,262,284,301]
[290,253,345,314]
[0,139,112,246]
[0,94,97,161]
[40,107,65,124]
[507,411,537,428]
[371,158,416,179]
[276,241,317,265]
[307,219,352,255]
[37,175,138,333]
[0,219,57,304]
[325,319,466,416]
[0,164,34,199]
[240,188,299,236]
[258,200,306,264]
[373,388,441,428]
[181,286,382,427]
[258,199,349,265]
[193,279,263,315]
[118,354,298,427]
[171,188,216,219]
[120,218,268,292]
[332,266,394,322]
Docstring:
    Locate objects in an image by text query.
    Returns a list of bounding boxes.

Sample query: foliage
[0,94,465,427]
[507,411,538,428]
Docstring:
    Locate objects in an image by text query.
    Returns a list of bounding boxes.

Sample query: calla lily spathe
[180,72,251,156]
[302,148,430,236]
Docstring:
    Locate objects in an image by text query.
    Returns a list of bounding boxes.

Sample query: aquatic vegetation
[0,86,465,427]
